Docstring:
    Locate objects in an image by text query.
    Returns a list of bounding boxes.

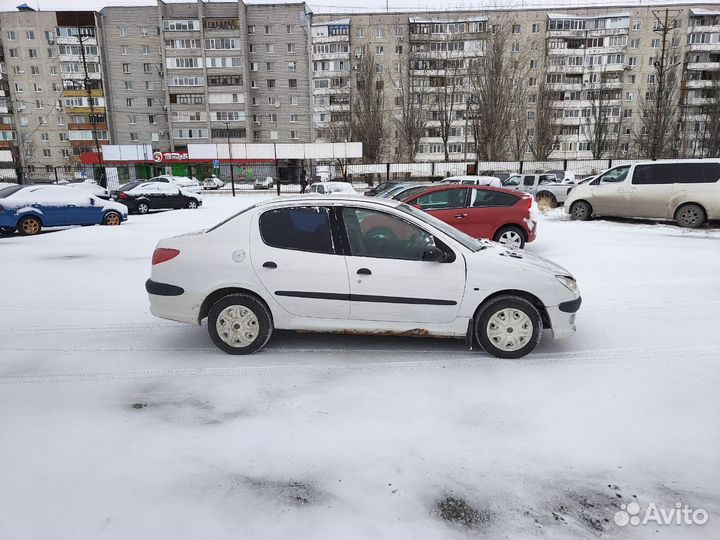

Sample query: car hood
[475,243,573,277]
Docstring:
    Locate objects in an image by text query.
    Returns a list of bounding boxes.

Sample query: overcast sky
[0,0,709,14]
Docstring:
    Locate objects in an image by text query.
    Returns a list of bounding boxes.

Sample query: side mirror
[422,246,447,263]
[590,178,600,185]
[89,197,95,206]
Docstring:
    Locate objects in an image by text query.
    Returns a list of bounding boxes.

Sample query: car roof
[403,183,527,197]
[254,194,403,210]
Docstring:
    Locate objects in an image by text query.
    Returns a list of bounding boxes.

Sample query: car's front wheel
[187,199,199,209]
[136,201,150,215]
[493,226,526,249]
[675,203,705,228]
[207,293,273,355]
[570,201,592,221]
[17,216,42,236]
[475,296,542,359]
[0,227,15,235]
[102,211,122,226]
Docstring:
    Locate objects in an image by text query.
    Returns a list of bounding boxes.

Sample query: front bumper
[546,297,581,340]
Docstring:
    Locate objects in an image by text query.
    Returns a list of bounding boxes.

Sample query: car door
[153,183,181,209]
[589,165,631,216]
[250,205,350,319]
[503,174,522,190]
[65,191,103,225]
[408,187,470,233]
[340,206,466,324]
[464,188,522,239]
[26,186,67,226]
[627,163,682,218]
[520,175,537,195]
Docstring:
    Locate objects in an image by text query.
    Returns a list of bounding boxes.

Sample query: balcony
[686,61,720,70]
[312,86,351,95]
[311,34,349,45]
[58,54,100,63]
[63,89,104,98]
[61,72,102,80]
[686,97,715,105]
[685,79,716,88]
[312,68,350,77]
[312,52,350,61]
[56,36,97,46]
[687,43,720,52]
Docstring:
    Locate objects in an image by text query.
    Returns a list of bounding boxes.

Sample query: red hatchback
[400,184,537,248]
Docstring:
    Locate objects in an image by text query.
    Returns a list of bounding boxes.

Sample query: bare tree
[350,51,387,163]
[583,71,624,158]
[391,57,429,162]
[527,78,561,160]
[468,18,532,161]
[634,9,682,159]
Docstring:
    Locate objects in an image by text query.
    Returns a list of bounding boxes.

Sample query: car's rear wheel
[475,296,542,359]
[570,201,592,221]
[102,211,122,226]
[17,216,42,236]
[493,226,526,249]
[136,202,150,215]
[675,203,705,228]
[207,294,273,355]
[187,199,199,209]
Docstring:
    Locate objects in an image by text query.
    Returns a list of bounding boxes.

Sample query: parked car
[253,176,275,190]
[544,170,576,184]
[441,175,503,187]
[203,174,224,190]
[308,182,356,194]
[502,173,574,206]
[67,181,109,199]
[146,196,580,359]
[479,171,511,183]
[112,181,202,214]
[400,184,537,249]
[375,183,426,199]
[147,175,202,194]
[566,160,720,228]
[0,184,127,235]
[364,181,403,196]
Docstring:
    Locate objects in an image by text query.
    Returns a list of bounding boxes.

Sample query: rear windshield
[119,181,142,191]
[0,185,26,198]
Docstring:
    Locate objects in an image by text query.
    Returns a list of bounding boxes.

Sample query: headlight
[555,275,579,294]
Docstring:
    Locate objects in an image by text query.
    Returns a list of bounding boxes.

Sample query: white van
[565,160,720,228]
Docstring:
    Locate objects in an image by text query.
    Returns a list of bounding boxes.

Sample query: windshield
[396,186,429,201]
[396,203,487,252]
[0,185,27,198]
[119,181,142,191]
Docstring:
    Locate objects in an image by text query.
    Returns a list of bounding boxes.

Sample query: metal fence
[0,158,643,192]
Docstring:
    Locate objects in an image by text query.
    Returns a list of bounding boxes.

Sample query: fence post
[386,162,390,182]
[519,161,524,174]
[53,167,59,184]
[563,159,568,171]
[431,161,435,178]
[608,159,613,169]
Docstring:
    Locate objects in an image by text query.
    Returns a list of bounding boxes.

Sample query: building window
[43,149,51,158]
[29,48,38,58]
[119,27,128,37]
[651,39,660,48]
[9,48,18,58]
[288,61,297,71]
[290,130,299,139]
[287,43,295,54]
[248,25,255,34]
[125,81,133,90]
[34,83,43,92]
[129,132,139,141]
[269,113,277,122]
[290,96,298,106]
[265,25,271,35]
[147,98,153,107]
[50,66,58,75]
[289,114,298,122]
[143,45,151,54]
[531,23,539,33]
[288,78,297,88]
[512,42,519,52]
[287,25,294,34]
[253,130,261,140]
[632,20,641,30]
[267,79,276,88]
[266,61,274,70]
[122,63,130,73]
[144,63,152,74]
[7,31,16,40]
[26,30,35,40]
[512,24,520,34]
[376,45,384,55]
[376,27,384,38]
[266,43,274,53]
[356,28,364,38]
[121,45,128,55]
[141,27,149,36]
[31,66,40,75]
[126,98,133,107]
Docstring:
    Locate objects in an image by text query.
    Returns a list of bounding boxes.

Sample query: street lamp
[226,121,235,197]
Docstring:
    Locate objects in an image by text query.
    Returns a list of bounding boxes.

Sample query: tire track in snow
[0,345,716,385]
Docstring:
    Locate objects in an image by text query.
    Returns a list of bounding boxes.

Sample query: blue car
[0,184,128,236]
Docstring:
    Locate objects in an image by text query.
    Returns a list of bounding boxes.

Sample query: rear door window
[414,188,469,210]
[259,206,335,254]
[633,163,720,184]
[471,189,520,207]
[523,175,535,186]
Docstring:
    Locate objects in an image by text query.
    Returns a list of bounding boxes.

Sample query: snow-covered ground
[0,196,718,539]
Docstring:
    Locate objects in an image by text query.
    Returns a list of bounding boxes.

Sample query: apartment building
[0,9,110,178]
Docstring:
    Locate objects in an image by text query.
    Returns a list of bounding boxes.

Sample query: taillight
[118,192,128,199]
[152,248,180,265]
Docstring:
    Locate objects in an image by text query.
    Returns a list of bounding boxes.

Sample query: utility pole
[77,22,106,187]
[226,122,235,196]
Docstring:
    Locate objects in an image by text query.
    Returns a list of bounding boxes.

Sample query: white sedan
[308,181,357,195]
[146,196,581,359]
[441,175,503,187]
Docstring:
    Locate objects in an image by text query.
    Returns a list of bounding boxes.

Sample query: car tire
[570,201,592,221]
[136,201,150,215]
[102,211,122,226]
[0,226,15,235]
[675,203,705,229]
[536,191,557,208]
[475,296,543,359]
[207,293,273,355]
[493,226,526,249]
[187,199,199,210]
[17,216,42,236]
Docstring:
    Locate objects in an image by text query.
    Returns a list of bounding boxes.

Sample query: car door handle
[454,213,468,219]
[262,261,277,269]
[357,268,372,275]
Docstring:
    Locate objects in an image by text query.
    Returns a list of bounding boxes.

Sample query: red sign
[153,151,189,163]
